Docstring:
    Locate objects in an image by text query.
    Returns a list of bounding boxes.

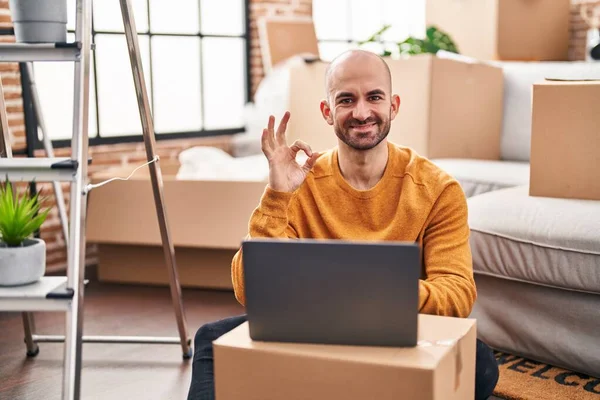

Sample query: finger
[265,115,276,146]
[301,152,321,173]
[267,115,275,133]
[261,128,274,157]
[275,111,290,145]
[289,139,313,157]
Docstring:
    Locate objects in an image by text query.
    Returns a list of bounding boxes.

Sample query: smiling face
[320,51,400,151]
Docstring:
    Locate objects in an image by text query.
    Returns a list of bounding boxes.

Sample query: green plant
[359,24,395,57]
[359,25,460,57]
[0,178,50,247]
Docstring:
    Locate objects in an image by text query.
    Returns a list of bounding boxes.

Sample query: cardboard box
[426,0,571,61]
[86,161,267,289]
[529,80,600,201]
[257,16,320,74]
[287,54,504,160]
[93,244,238,289]
[214,314,476,400]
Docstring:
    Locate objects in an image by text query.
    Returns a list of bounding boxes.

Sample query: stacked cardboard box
[426,0,571,61]
[427,0,599,201]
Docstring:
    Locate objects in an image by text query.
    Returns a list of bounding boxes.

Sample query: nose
[352,99,372,121]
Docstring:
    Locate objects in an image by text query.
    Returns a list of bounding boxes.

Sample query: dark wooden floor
[0,281,244,400]
[1,280,505,400]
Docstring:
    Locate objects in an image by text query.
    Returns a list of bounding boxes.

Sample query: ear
[390,94,401,121]
[320,100,334,126]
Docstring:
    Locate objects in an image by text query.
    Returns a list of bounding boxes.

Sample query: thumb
[301,152,321,173]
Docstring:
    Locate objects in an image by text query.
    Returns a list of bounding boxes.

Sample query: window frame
[22,0,251,149]
[314,0,426,62]
[314,1,355,56]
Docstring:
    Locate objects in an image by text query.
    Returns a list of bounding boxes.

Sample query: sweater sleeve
[231,186,299,306]
[418,181,477,318]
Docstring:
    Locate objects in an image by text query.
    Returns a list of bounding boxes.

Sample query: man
[188,50,499,400]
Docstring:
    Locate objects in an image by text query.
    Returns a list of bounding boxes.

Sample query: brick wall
[0,0,25,151]
[0,0,598,273]
[570,0,600,60]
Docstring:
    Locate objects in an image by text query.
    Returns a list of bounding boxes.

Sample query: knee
[193,322,217,350]
[192,321,224,364]
[193,315,248,349]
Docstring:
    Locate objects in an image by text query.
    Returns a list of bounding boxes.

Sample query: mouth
[349,122,377,132]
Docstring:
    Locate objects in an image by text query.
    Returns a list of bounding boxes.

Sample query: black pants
[187,315,499,400]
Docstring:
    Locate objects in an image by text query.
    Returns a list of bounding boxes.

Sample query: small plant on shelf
[0,179,49,247]
[0,178,50,286]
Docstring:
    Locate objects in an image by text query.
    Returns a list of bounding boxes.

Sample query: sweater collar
[329,142,397,199]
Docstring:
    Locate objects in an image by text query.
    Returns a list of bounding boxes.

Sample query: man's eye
[340,98,352,104]
[370,96,382,101]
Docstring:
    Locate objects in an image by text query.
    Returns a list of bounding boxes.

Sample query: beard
[333,112,391,151]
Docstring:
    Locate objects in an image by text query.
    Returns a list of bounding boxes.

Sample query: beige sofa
[431,61,600,377]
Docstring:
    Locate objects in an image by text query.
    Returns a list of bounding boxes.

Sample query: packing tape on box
[418,337,463,391]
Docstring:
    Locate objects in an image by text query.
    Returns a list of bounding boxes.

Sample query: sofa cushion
[467,186,600,294]
[432,159,529,198]
[489,61,600,162]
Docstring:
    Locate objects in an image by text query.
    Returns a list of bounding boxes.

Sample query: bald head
[325,50,392,101]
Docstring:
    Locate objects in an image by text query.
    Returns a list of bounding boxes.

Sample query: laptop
[242,238,421,347]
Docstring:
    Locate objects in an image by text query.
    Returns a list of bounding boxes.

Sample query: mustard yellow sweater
[231,142,476,318]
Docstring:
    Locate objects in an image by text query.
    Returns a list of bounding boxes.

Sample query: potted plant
[0,178,50,286]
[8,0,68,43]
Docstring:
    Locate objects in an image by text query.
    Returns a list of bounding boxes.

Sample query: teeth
[352,123,375,128]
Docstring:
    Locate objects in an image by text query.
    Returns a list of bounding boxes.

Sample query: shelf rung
[33,334,185,345]
[0,276,72,312]
[0,157,78,182]
[0,42,82,62]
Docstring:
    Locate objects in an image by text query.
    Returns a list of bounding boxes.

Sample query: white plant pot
[0,238,46,286]
[8,0,68,43]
